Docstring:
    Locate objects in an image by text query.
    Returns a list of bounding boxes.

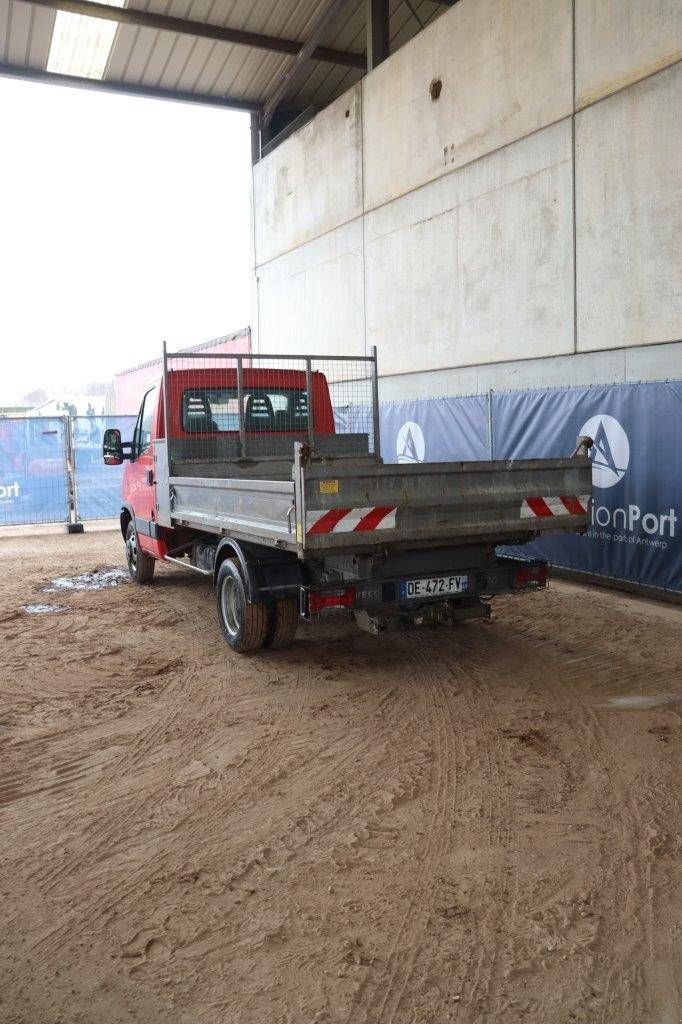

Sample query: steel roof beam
[23,0,367,70]
[366,0,389,71]
[261,0,353,128]
[0,61,261,111]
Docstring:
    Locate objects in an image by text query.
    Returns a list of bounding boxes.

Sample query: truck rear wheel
[216,558,269,654]
[125,521,155,584]
[264,598,299,649]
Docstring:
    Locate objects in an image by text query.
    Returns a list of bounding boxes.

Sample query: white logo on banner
[397,422,425,464]
[0,481,20,500]
[579,414,630,489]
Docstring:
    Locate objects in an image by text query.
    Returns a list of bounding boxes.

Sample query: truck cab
[104,365,336,576]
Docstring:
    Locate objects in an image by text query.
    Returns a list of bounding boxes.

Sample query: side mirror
[103,428,124,465]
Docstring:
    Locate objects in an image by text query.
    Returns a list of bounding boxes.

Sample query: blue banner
[0,417,69,526]
[378,381,681,594]
[333,403,374,448]
[492,382,681,593]
[73,416,136,520]
[380,394,489,464]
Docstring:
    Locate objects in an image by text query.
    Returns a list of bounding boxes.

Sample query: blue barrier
[492,382,681,593]
[72,416,137,521]
[380,394,489,464]
[332,403,375,447]
[379,381,681,595]
[0,417,70,526]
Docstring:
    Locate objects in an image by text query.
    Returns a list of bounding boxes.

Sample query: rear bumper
[299,556,547,619]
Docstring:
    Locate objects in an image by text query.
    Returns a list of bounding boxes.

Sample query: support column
[250,112,261,164]
[366,0,389,72]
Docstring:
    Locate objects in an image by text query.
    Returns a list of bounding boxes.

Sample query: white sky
[0,76,252,404]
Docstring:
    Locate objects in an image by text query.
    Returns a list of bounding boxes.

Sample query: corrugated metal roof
[0,0,444,113]
[2,0,56,67]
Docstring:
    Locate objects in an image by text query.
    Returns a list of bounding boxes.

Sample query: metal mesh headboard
[163,346,380,477]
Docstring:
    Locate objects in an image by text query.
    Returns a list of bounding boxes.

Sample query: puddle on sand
[604,694,680,710]
[45,567,129,592]
[22,604,67,615]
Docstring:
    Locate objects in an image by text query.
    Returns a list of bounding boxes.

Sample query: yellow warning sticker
[296,524,303,543]
[319,479,340,494]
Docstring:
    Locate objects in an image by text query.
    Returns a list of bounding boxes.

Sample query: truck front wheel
[125,521,155,584]
[216,559,269,653]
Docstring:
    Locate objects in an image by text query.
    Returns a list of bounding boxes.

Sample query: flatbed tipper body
[163,447,591,555]
[103,348,593,653]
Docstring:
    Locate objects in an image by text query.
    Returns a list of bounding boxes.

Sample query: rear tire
[216,558,269,654]
[125,521,155,584]
[264,598,299,649]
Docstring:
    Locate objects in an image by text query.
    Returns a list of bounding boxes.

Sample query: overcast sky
[0,77,252,404]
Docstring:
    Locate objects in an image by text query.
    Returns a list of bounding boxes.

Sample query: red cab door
[127,382,164,557]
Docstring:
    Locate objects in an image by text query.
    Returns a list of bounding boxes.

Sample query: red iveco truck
[103,347,592,654]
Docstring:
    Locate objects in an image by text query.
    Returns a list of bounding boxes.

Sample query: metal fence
[0,417,70,526]
[0,415,137,527]
[72,416,136,520]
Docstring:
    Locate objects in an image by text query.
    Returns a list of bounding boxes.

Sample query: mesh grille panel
[163,350,377,476]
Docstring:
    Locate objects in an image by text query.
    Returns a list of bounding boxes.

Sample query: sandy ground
[0,530,680,1024]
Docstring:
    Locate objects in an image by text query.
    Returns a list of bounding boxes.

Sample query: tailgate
[294,447,592,554]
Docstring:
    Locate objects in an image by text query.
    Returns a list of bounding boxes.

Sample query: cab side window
[133,384,159,459]
[132,403,143,461]
[140,385,158,450]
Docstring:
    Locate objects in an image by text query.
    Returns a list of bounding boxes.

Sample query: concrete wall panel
[577,64,682,352]
[378,341,682,402]
[253,0,681,391]
[256,219,365,357]
[362,0,572,212]
[576,0,682,108]
[365,121,574,376]
[253,85,362,266]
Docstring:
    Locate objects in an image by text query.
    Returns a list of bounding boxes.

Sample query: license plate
[399,575,469,600]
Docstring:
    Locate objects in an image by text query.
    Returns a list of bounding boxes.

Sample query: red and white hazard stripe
[520,494,591,519]
[306,506,397,535]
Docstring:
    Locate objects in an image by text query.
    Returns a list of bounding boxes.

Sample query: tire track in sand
[448,615,655,1022]
[33,649,410,959]
[440,629,515,1019]
[74,680,412,954]
[498,619,662,1022]
[28,580,227,895]
[346,641,465,1024]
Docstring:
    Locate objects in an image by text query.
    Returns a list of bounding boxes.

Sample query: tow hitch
[354,597,491,635]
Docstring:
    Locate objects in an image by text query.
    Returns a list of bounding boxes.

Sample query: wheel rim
[126,531,138,574]
[220,575,241,639]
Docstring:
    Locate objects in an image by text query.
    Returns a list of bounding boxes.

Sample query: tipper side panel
[296,452,593,554]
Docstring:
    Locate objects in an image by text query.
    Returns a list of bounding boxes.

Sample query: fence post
[236,355,246,459]
[162,339,170,458]
[305,358,314,450]
[371,346,381,460]
[487,389,494,461]
[65,415,84,533]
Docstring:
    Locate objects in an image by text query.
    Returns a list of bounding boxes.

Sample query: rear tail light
[308,587,356,615]
[513,563,548,590]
